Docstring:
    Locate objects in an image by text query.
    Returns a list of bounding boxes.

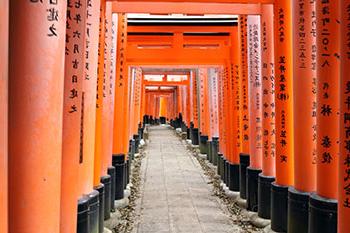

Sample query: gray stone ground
[133,125,243,233]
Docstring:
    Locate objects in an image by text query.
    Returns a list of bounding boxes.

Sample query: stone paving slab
[134,125,241,233]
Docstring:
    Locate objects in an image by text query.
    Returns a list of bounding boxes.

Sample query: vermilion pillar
[199,68,210,154]
[238,15,250,200]
[94,0,106,187]
[100,1,114,220]
[288,0,317,232]
[0,1,8,232]
[309,1,340,232]
[61,2,86,232]
[228,26,241,192]
[113,14,127,156]
[101,1,113,177]
[271,0,294,231]
[94,1,107,232]
[258,4,276,220]
[192,71,200,145]
[79,0,100,197]
[246,15,263,212]
[9,1,66,232]
[112,13,128,202]
[340,2,350,232]
[208,68,219,166]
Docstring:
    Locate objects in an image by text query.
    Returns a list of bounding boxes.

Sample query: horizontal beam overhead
[112,2,263,15]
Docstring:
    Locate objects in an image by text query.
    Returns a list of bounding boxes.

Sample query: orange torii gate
[3,0,350,233]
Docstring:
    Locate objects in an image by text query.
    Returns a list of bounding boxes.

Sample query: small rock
[103,227,113,233]
[115,197,129,209]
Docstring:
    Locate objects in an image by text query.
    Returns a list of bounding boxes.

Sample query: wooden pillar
[199,68,209,154]
[79,0,101,196]
[238,15,250,200]
[94,0,106,187]
[0,1,8,232]
[61,2,87,232]
[9,1,67,232]
[246,15,263,212]
[309,1,340,232]
[271,0,294,231]
[112,14,127,155]
[239,15,250,155]
[339,1,350,232]
[288,0,317,231]
[101,1,114,176]
[258,4,276,220]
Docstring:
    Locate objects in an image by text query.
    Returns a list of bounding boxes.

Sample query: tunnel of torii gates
[1,0,350,233]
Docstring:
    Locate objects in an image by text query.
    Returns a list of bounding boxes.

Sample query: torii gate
[2,1,350,233]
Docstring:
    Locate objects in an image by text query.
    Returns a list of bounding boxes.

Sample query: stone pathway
[134,125,241,233]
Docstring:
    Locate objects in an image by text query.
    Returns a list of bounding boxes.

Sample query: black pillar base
[271,182,288,232]
[95,184,105,233]
[212,137,219,166]
[224,159,230,185]
[125,159,130,189]
[287,187,310,233]
[133,134,140,153]
[239,153,250,199]
[308,193,337,233]
[77,196,89,233]
[258,174,275,219]
[129,139,135,161]
[112,154,125,200]
[199,135,209,154]
[217,153,223,177]
[87,190,100,233]
[229,163,240,192]
[191,128,199,145]
[222,157,227,183]
[207,140,213,162]
[107,166,116,211]
[189,122,194,141]
[100,175,111,220]
[138,125,144,139]
[246,167,262,212]
[187,127,191,140]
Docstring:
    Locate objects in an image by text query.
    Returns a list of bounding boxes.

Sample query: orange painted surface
[231,27,241,164]
[226,64,234,162]
[159,97,168,117]
[112,2,263,15]
[61,2,86,232]
[274,0,294,186]
[9,1,66,232]
[239,15,250,155]
[192,71,199,128]
[261,4,276,177]
[94,0,106,186]
[199,69,210,137]
[0,1,8,232]
[101,1,114,175]
[186,83,191,127]
[339,1,350,231]
[315,0,340,200]
[292,0,316,192]
[247,15,262,169]
[223,66,230,160]
[316,0,340,200]
[80,0,101,195]
[112,14,127,155]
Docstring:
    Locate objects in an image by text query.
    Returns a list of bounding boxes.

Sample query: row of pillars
[0,1,149,233]
[169,2,350,233]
